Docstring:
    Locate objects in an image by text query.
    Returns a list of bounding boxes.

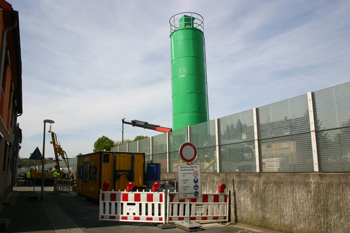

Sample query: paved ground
[0,184,283,233]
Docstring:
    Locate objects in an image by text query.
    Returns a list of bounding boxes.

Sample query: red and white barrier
[99,190,229,224]
[167,192,229,223]
[99,190,166,223]
[54,179,71,195]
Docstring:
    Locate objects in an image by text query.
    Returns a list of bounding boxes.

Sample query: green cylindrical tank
[169,12,209,131]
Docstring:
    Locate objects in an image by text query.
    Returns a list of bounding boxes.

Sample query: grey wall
[162,173,350,233]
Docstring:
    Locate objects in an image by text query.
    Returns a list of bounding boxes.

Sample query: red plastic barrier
[102,181,110,191]
[126,182,135,192]
[218,183,226,193]
[152,182,161,192]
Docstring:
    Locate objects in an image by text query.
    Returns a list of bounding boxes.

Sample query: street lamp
[41,119,54,200]
[122,118,125,143]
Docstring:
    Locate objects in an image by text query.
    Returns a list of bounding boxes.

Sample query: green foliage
[93,136,115,152]
[94,135,149,151]
[113,135,148,147]
[133,135,148,141]
[114,140,130,147]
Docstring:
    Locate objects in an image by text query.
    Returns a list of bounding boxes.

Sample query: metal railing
[169,12,204,34]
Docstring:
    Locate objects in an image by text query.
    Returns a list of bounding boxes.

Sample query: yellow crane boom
[49,126,71,178]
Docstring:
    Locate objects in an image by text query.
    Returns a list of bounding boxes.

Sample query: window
[83,157,90,181]
[78,166,83,178]
[103,154,109,163]
[90,166,97,181]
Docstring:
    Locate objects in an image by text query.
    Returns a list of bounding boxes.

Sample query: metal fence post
[215,118,220,173]
[166,132,170,173]
[150,137,153,163]
[253,108,260,172]
[307,92,319,172]
[187,126,191,142]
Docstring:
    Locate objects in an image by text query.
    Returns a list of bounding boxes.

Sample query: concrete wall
[162,173,350,233]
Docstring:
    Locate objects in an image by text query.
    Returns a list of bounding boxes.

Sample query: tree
[113,136,149,147]
[93,136,115,152]
[133,135,148,141]
[114,140,130,147]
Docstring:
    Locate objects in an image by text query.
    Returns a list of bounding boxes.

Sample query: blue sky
[9,0,350,158]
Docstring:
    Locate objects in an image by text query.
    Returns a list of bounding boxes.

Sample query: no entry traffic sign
[179,143,197,163]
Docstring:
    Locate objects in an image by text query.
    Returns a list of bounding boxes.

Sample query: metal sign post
[176,143,202,230]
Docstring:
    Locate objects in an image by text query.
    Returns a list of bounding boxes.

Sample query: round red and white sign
[179,142,197,163]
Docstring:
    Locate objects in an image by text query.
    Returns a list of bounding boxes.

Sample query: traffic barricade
[99,190,166,223]
[167,192,229,223]
[54,179,71,195]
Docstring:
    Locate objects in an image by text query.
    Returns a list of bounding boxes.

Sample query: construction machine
[122,119,172,143]
[30,126,72,183]
[48,126,72,179]
[122,119,172,133]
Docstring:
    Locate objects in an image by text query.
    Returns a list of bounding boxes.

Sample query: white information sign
[177,164,202,199]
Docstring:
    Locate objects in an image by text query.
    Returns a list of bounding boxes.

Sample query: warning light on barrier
[102,181,110,191]
[218,183,226,193]
[126,182,135,192]
[152,182,161,192]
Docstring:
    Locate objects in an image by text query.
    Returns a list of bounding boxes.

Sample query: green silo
[169,12,209,131]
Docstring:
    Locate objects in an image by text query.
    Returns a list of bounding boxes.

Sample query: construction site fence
[167,192,229,223]
[111,82,350,173]
[23,83,349,174]
[99,190,229,224]
[54,179,72,195]
[100,190,166,223]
